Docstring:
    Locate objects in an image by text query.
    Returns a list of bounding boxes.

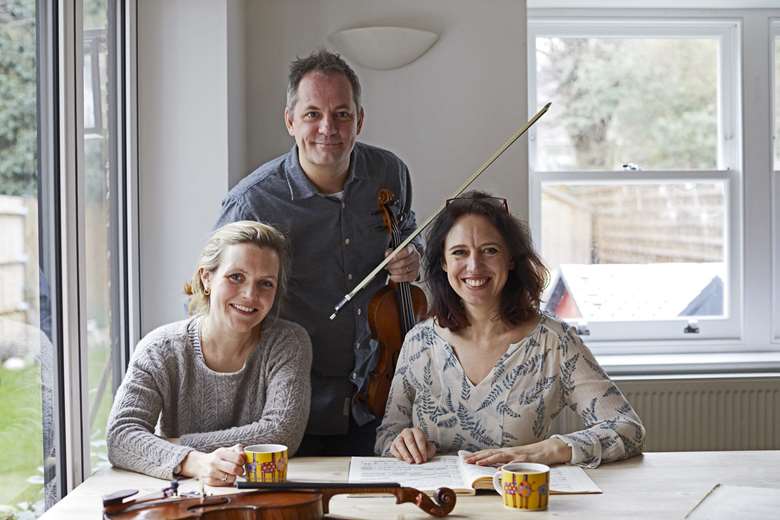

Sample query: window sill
[596,351,780,377]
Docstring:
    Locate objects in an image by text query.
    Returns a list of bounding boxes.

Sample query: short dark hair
[286,49,362,111]
[424,191,549,331]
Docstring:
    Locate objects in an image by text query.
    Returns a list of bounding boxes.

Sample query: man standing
[215,50,421,455]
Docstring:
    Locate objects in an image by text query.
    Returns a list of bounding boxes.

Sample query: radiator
[552,376,780,451]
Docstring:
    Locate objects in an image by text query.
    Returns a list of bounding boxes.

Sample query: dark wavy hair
[424,191,549,331]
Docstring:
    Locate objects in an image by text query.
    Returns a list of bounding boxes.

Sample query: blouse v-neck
[432,319,543,388]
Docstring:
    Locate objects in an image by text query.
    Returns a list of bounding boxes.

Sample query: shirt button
[344,238,350,246]
[347,273,353,280]
[351,372,358,380]
[357,308,362,315]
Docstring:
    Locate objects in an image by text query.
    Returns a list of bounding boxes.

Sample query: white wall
[138,0,244,332]
[138,0,528,334]
[227,0,247,188]
[245,0,529,227]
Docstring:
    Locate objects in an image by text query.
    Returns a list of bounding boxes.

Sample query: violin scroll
[315,484,456,517]
[396,486,457,518]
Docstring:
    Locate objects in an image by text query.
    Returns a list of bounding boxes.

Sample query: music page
[456,451,602,494]
[348,456,472,493]
[349,455,602,495]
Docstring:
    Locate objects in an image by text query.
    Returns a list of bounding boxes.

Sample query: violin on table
[102,480,456,519]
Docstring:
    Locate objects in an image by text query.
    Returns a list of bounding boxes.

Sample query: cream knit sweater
[106,316,312,479]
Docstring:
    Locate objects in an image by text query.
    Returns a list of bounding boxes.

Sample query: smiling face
[442,214,514,315]
[200,243,280,336]
[284,71,364,182]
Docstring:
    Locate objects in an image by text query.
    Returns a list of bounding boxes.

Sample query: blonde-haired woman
[107,221,312,486]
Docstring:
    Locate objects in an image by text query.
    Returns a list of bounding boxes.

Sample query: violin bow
[329,101,552,320]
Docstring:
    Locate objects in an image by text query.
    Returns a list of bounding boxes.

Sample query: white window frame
[56,0,139,495]
[772,20,780,343]
[528,18,743,350]
[59,0,90,491]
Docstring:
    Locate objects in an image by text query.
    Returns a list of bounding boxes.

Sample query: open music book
[348,451,602,496]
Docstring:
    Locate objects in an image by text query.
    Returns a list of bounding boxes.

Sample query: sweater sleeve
[178,323,312,455]
[375,336,417,456]
[551,327,646,467]
[106,339,193,480]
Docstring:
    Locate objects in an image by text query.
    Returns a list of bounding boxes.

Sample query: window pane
[0,0,57,516]
[83,0,117,475]
[536,37,718,171]
[541,182,726,321]
[775,36,780,169]
[774,34,779,339]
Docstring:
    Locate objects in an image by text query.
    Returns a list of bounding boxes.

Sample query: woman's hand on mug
[180,444,245,486]
[390,427,437,464]
[465,438,572,467]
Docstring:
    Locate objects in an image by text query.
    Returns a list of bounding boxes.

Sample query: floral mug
[492,462,550,511]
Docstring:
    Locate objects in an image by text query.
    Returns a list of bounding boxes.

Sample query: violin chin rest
[102,489,139,506]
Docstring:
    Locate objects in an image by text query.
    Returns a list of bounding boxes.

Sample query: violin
[364,189,427,418]
[102,480,456,519]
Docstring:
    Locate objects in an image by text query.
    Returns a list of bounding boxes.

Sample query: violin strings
[392,220,415,334]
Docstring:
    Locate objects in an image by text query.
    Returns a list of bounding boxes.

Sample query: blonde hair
[184,221,289,318]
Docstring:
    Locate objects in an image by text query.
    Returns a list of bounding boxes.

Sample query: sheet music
[456,451,495,484]
[349,455,601,495]
[348,456,468,491]
[457,450,601,494]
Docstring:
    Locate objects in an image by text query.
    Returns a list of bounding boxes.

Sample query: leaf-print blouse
[375,315,645,467]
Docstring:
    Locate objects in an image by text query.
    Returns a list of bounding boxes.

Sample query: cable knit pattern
[106,316,312,480]
[375,315,645,467]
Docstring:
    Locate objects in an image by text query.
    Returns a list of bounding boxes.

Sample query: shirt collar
[283,144,365,200]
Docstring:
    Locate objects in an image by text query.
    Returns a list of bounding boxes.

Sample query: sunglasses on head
[445,196,509,214]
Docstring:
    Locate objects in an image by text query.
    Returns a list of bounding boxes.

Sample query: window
[0,0,132,514]
[528,19,741,345]
[0,0,60,515]
[774,20,780,342]
[83,0,121,477]
[775,21,780,171]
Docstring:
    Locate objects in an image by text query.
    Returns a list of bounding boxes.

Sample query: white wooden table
[39,451,780,519]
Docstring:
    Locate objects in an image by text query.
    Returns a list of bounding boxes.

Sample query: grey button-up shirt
[215,142,420,435]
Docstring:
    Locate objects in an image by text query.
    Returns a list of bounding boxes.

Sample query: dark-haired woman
[375,192,645,468]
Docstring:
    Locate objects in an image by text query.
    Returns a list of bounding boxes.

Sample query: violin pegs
[165,480,179,497]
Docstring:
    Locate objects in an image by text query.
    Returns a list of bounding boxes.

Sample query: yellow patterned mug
[243,444,288,483]
[492,462,550,511]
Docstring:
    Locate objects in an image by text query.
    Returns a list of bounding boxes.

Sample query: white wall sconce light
[328,26,439,70]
